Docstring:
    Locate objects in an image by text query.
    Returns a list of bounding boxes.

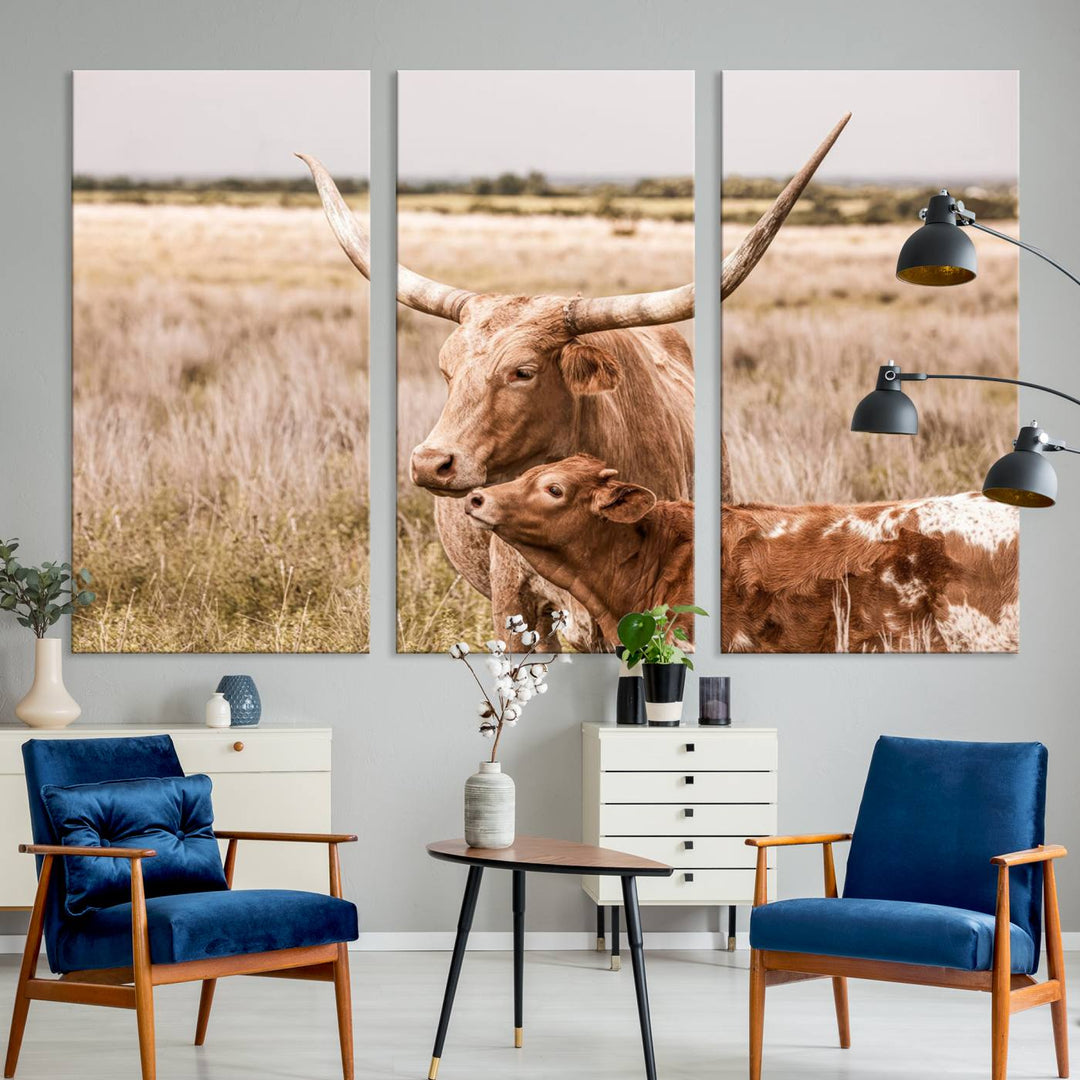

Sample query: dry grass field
[722,221,1019,506]
[396,209,694,652]
[73,202,370,652]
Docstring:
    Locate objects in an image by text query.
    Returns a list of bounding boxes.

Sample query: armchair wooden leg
[131,860,156,1080]
[194,979,216,1045]
[991,865,1011,1080]
[749,948,766,1080]
[1044,860,1069,1078]
[333,943,354,1080]
[831,977,851,1049]
[4,856,52,1079]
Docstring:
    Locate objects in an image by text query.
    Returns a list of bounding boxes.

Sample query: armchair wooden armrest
[746,833,852,849]
[747,834,853,907]
[213,830,357,844]
[991,843,1067,867]
[213,831,356,898]
[19,843,157,859]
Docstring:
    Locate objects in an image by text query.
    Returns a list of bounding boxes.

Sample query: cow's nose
[469,492,485,510]
[411,445,456,484]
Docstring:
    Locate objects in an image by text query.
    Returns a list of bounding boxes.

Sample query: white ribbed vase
[464,761,515,849]
[15,638,81,729]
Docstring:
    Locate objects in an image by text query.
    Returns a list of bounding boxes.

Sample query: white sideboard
[582,722,777,958]
[0,725,333,907]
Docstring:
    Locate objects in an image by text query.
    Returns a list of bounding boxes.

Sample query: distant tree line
[72,175,370,194]
[722,177,1017,224]
[397,171,694,198]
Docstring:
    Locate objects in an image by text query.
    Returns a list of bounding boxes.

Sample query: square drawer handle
[684,775,695,785]
[683,873,695,883]
[684,808,694,818]
[685,742,695,752]
[684,840,694,851]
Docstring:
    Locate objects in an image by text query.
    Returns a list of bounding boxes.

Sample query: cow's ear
[558,339,622,395]
[592,481,657,523]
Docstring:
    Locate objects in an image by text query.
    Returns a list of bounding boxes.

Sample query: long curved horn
[721,112,851,299]
[563,112,850,333]
[297,153,475,322]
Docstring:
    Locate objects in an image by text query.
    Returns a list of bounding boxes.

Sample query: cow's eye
[514,368,535,381]
[546,484,564,498]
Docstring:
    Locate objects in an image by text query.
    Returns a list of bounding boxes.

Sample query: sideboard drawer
[600,802,776,837]
[600,731,776,773]
[172,730,331,774]
[601,770,776,804]
[601,835,773,870]
[590,867,776,906]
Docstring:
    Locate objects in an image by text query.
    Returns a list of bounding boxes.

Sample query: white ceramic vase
[15,638,81,729]
[464,761,515,849]
[205,692,231,728]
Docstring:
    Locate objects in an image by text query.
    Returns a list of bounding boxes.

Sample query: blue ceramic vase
[216,675,261,727]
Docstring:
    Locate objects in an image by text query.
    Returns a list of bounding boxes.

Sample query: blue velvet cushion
[53,889,359,972]
[41,774,228,917]
[843,736,1047,955]
[750,897,1036,973]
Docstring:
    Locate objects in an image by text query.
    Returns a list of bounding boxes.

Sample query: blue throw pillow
[41,774,228,917]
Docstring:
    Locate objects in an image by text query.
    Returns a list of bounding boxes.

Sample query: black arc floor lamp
[852,190,1080,507]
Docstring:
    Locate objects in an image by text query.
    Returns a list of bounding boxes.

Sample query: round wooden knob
[232,741,245,752]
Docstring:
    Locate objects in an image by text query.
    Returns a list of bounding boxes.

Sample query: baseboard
[3,931,1079,954]
[350,931,753,952]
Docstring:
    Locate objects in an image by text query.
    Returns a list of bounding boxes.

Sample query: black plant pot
[615,647,646,725]
[642,663,686,727]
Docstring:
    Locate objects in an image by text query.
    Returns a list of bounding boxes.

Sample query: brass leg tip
[611,956,622,972]
[728,936,737,952]
[428,1057,440,1079]
[514,1027,523,1048]
[595,937,605,951]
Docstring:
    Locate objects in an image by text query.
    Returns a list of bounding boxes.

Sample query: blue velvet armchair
[3,735,359,1080]
[747,736,1068,1080]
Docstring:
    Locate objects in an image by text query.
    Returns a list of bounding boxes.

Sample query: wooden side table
[426,836,673,1080]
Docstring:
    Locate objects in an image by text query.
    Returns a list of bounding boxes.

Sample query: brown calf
[465,455,693,648]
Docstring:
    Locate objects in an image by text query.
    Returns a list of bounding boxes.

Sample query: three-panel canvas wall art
[71,69,1019,655]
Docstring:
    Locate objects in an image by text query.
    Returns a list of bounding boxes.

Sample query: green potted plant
[0,539,95,728]
[617,603,708,726]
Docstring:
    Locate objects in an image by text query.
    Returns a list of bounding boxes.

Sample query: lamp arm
[965,220,1080,291]
[901,372,1080,411]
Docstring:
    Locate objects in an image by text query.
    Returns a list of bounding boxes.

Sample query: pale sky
[723,70,1018,181]
[398,70,694,180]
[74,70,369,179]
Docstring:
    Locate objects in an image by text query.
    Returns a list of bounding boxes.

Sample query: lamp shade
[896,191,977,286]
[983,451,1057,508]
[851,386,919,435]
[982,426,1058,507]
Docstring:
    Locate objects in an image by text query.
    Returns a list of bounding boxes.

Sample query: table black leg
[596,903,606,951]
[512,870,525,1049]
[621,875,657,1080]
[610,903,621,971]
[728,904,737,952]
[429,865,483,1080]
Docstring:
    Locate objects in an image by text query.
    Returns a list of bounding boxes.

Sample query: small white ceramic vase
[464,761,515,849]
[205,692,231,728]
[15,638,81,729]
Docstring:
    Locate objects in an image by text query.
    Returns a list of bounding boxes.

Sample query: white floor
[0,950,1074,1079]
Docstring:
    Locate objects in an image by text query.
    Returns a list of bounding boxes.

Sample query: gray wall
[2,0,1079,939]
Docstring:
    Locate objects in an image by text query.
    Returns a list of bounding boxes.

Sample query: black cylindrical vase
[699,676,731,726]
[615,649,646,725]
[642,663,686,726]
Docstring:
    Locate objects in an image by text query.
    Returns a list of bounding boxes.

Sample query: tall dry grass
[722,221,1019,505]
[73,203,370,653]
[396,210,694,652]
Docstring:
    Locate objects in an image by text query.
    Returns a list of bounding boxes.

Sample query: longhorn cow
[299,114,851,649]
